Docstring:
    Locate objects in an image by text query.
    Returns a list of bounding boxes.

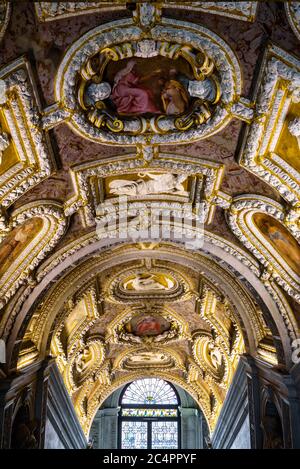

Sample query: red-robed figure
[111,59,161,115]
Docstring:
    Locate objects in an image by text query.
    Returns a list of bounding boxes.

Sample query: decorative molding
[0,2,11,43]
[285,2,300,42]
[13,235,270,357]
[65,153,225,227]
[227,194,300,303]
[0,200,67,310]
[104,263,191,303]
[0,58,56,209]
[238,44,300,206]
[105,304,190,346]
[34,2,126,22]
[33,2,258,23]
[54,15,243,146]
[163,2,258,22]
[111,345,186,373]
[85,369,210,436]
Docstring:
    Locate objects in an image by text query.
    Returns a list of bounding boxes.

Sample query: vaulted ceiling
[0,1,300,437]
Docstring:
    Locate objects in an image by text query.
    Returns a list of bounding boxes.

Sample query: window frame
[118,379,181,449]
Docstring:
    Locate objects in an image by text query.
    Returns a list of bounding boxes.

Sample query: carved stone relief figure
[75,346,93,374]
[207,343,223,370]
[288,117,300,149]
[123,273,175,291]
[0,129,9,165]
[126,351,171,366]
[109,173,188,197]
[188,77,217,102]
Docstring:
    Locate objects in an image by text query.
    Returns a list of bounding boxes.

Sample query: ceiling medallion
[107,267,189,303]
[117,313,178,345]
[106,306,189,345]
[55,8,244,146]
[112,345,185,372]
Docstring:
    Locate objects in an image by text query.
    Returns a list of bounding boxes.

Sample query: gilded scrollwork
[105,265,190,303]
[0,58,56,208]
[54,14,244,146]
[238,44,300,207]
[1,3,300,445]
[33,2,258,24]
[111,345,185,373]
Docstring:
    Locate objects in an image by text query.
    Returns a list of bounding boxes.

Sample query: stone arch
[3,232,296,371]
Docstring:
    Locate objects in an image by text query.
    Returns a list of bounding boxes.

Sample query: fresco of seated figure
[253,212,300,277]
[0,218,43,278]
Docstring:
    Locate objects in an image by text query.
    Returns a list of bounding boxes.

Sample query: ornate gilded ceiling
[0,1,300,439]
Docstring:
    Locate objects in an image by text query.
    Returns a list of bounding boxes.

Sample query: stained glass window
[151,421,178,449]
[121,378,178,405]
[122,408,178,418]
[121,421,147,449]
[119,378,180,449]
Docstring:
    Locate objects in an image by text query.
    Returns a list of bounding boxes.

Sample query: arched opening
[1,1,300,452]
[89,378,209,449]
[119,378,180,449]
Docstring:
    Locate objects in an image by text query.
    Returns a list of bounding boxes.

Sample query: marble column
[94,407,120,449]
[180,407,202,449]
[34,357,53,448]
[243,356,263,449]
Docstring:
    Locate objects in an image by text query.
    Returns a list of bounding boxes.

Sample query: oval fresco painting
[0,218,43,277]
[124,314,171,337]
[253,213,300,277]
[102,56,192,117]
[122,272,175,292]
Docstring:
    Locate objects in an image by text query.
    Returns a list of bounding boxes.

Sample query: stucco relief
[33,2,258,23]
[238,44,300,207]
[227,195,300,303]
[55,14,244,146]
[65,153,225,228]
[0,58,56,209]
